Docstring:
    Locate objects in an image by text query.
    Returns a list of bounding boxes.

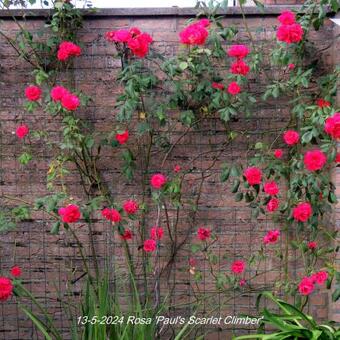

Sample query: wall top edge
[0,5,332,19]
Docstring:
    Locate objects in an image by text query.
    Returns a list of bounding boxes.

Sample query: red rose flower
[197,18,210,27]
[283,130,299,146]
[150,226,164,240]
[25,85,42,101]
[311,271,328,285]
[10,266,21,278]
[293,202,312,222]
[115,130,129,144]
[212,82,224,90]
[57,41,81,61]
[108,29,130,42]
[267,198,279,212]
[150,173,167,189]
[174,165,181,173]
[298,276,314,296]
[230,60,250,76]
[101,208,121,223]
[143,239,156,252]
[304,149,327,171]
[336,153,340,163]
[127,32,153,58]
[263,181,279,196]
[278,11,296,25]
[123,200,139,214]
[189,257,196,267]
[61,93,80,111]
[227,45,249,59]
[231,260,245,274]
[308,241,317,250]
[0,277,13,301]
[58,204,81,223]
[120,229,133,240]
[239,279,246,287]
[51,86,69,101]
[316,98,330,108]
[324,112,340,140]
[227,82,241,95]
[274,149,283,159]
[277,23,303,44]
[243,167,262,186]
[197,227,210,241]
[179,21,209,45]
[16,124,29,139]
[263,229,280,245]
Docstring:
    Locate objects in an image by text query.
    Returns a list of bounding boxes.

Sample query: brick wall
[0,6,338,339]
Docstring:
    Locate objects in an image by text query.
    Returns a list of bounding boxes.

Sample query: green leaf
[332,288,340,302]
[50,221,60,235]
[18,152,32,165]
[231,179,240,193]
[179,62,188,70]
[180,110,195,126]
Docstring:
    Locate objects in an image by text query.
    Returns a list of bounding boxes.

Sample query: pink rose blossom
[227,82,241,95]
[61,93,80,111]
[311,271,328,285]
[212,82,224,90]
[197,227,210,241]
[150,173,167,189]
[230,60,250,76]
[227,45,249,59]
[150,226,164,240]
[283,130,300,146]
[324,113,340,140]
[123,200,139,214]
[101,208,121,223]
[263,181,279,196]
[25,85,42,101]
[144,239,156,252]
[179,21,209,45]
[116,130,129,144]
[243,167,262,186]
[278,11,296,25]
[58,204,81,223]
[51,86,69,101]
[16,124,29,139]
[0,277,13,301]
[263,229,280,245]
[267,198,279,212]
[231,260,245,274]
[120,229,133,240]
[298,276,314,296]
[10,266,21,278]
[293,202,312,222]
[57,41,81,61]
[274,149,283,159]
[277,23,303,44]
[308,241,317,250]
[303,149,327,171]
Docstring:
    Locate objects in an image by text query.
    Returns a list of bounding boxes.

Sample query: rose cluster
[298,271,328,296]
[57,41,81,61]
[324,112,340,140]
[51,86,80,111]
[105,27,153,58]
[144,226,164,252]
[228,44,250,76]
[276,11,303,44]
[179,19,210,46]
